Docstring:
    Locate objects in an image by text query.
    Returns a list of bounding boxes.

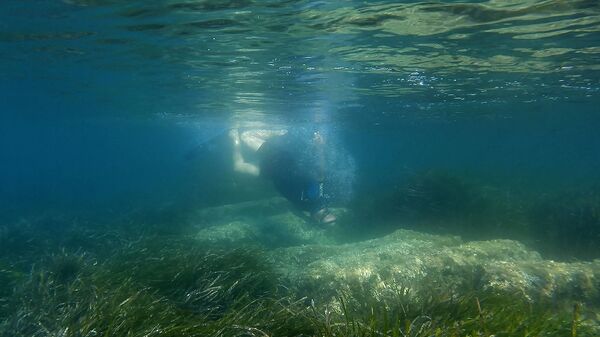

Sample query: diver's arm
[230,129,260,176]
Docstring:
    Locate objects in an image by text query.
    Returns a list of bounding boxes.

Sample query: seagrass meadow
[2,193,600,336]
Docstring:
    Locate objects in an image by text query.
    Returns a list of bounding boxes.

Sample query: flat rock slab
[271,229,600,310]
[191,198,600,312]
[191,197,335,246]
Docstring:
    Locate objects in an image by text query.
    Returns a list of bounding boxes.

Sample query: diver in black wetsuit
[230,128,336,224]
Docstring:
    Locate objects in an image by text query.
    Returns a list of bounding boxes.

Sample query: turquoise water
[1,1,600,336]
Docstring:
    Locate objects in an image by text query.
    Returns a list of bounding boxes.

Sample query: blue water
[1,0,600,242]
[2,1,600,335]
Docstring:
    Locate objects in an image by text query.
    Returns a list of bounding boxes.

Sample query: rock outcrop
[191,198,600,314]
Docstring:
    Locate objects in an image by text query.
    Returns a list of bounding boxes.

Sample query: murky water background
[2,0,599,220]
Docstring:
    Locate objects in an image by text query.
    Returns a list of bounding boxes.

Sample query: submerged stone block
[192,197,335,247]
[190,198,600,314]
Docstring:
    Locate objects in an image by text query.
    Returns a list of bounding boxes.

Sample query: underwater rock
[195,220,259,244]
[190,198,600,311]
[192,197,335,247]
[189,197,292,225]
[272,229,462,300]
[270,228,600,309]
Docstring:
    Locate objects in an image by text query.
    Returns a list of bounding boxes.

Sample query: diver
[229,128,338,225]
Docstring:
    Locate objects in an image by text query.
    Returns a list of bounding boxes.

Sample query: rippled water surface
[2,0,599,123]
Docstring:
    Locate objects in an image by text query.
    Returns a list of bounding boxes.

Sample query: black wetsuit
[256,133,326,213]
